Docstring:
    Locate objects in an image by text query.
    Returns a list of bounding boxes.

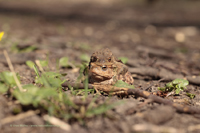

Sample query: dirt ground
[0,0,200,133]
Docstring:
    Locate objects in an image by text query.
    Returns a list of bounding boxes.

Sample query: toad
[84,48,134,95]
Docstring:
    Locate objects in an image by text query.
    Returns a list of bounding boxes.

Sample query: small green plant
[118,57,128,64]
[59,57,69,67]
[158,79,189,95]
[0,71,20,87]
[80,54,90,63]
[79,43,91,51]
[114,80,134,89]
[186,93,195,99]
[13,84,57,107]
[0,83,9,93]
[26,60,35,69]
[0,71,20,93]
[11,44,37,53]
[24,59,119,121]
[59,57,76,69]
[39,60,48,67]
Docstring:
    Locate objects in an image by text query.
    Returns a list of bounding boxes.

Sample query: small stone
[143,105,175,124]
[175,32,185,43]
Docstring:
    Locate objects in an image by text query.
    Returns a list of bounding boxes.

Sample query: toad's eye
[101,65,107,71]
[108,58,111,62]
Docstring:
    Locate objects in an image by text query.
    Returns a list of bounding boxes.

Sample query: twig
[127,89,200,114]
[62,82,200,114]
[1,110,40,125]
[3,50,26,92]
[145,78,165,91]
[43,115,71,131]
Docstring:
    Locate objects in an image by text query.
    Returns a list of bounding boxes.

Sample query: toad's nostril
[101,65,107,71]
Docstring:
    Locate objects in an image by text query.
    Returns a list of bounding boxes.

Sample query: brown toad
[84,48,133,93]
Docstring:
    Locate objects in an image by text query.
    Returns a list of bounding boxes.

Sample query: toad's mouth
[90,72,113,80]
[89,72,115,84]
[89,67,115,81]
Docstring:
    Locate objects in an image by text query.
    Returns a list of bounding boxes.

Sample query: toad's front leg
[92,84,129,95]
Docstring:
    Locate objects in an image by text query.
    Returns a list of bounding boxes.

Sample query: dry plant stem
[188,124,200,132]
[35,59,44,72]
[62,82,200,114]
[3,50,25,92]
[43,115,71,131]
[0,110,40,125]
[132,124,183,133]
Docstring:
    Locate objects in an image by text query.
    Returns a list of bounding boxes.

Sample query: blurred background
[1,1,200,133]
[0,0,200,61]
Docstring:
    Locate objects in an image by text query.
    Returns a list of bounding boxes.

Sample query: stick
[127,89,200,114]
[61,82,200,114]
[1,110,40,125]
[3,50,26,92]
